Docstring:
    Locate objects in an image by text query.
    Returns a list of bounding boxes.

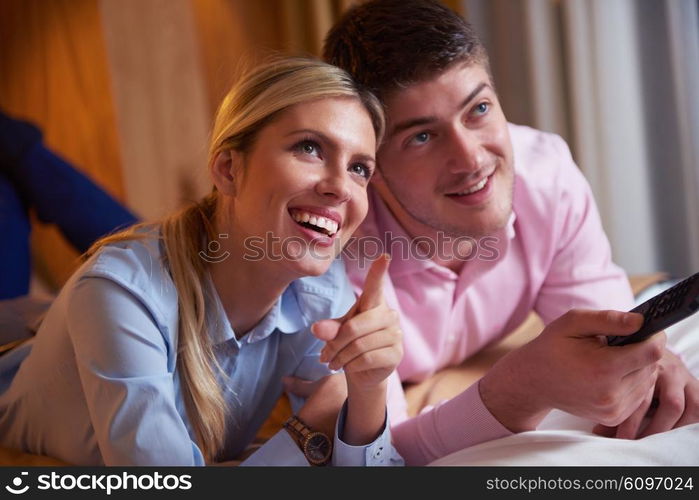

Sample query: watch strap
[283,415,332,466]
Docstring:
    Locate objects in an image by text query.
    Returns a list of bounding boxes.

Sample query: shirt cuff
[333,401,403,466]
[242,401,404,466]
[392,380,512,465]
[239,430,309,466]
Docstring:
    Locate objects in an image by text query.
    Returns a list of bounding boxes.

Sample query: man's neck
[373,185,473,274]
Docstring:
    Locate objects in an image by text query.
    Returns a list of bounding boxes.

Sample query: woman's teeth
[291,210,339,236]
[455,176,489,195]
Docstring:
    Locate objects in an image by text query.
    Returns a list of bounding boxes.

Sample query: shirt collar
[243,286,306,343]
[206,271,336,346]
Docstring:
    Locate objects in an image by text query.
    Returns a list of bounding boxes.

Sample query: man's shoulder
[509,123,576,180]
[509,123,591,215]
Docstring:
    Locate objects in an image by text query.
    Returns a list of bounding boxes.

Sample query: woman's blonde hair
[86,57,384,462]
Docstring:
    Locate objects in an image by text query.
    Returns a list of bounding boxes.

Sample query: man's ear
[211,150,241,195]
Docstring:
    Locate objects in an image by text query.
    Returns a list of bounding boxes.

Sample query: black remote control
[607,272,699,346]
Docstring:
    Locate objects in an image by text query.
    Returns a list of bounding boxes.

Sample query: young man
[320,0,698,464]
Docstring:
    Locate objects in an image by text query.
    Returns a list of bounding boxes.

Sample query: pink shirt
[345,124,635,465]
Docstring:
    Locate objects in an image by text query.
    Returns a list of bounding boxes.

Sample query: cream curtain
[464,0,699,276]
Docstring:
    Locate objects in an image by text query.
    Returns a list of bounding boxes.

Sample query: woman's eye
[294,140,321,157]
[349,163,372,179]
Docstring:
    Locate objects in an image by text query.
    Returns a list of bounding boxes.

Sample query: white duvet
[432,283,699,466]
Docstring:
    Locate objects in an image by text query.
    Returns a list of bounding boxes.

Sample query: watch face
[304,433,332,465]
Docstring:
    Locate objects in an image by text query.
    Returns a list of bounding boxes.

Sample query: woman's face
[225,96,377,278]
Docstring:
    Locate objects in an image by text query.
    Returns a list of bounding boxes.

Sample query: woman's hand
[311,254,403,445]
[312,254,403,393]
[284,373,347,439]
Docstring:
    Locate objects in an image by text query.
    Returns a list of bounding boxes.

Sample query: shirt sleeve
[286,336,335,413]
[390,380,512,465]
[333,401,403,466]
[279,345,403,465]
[386,370,410,425]
[238,429,312,466]
[241,401,403,466]
[534,136,635,324]
[66,276,205,465]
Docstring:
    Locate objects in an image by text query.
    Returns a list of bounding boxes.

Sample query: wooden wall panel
[191,0,352,115]
[191,0,287,114]
[100,0,211,221]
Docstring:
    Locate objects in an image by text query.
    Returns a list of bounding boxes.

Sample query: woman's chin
[284,255,335,278]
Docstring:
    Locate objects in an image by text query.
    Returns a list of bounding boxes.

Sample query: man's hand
[594,348,699,439]
[480,309,666,433]
[312,254,403,392]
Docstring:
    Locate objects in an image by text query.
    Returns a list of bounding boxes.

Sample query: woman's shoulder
[87,233,168,284]
[71,228,179,325]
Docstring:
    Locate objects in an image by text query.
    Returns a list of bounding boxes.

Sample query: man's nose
[446,127,486,175]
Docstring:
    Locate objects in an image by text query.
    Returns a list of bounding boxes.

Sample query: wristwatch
[283,415,332,466]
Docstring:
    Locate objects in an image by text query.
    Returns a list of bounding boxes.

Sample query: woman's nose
[316,169,351,202]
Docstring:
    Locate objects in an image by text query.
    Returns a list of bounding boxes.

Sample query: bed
[2,274,697,466]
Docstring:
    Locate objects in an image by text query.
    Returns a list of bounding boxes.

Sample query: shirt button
[448,334,456,343]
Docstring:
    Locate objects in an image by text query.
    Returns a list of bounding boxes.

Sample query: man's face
[375,62,514,239]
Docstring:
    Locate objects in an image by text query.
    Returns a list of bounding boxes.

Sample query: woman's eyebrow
[285,128,328,140]
[353,153,376,165]
[286,129,375,162]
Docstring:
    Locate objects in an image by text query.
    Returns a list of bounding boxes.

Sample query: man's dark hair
[323,0,490,100]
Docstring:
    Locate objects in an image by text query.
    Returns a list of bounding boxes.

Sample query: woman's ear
[211,150,242,196]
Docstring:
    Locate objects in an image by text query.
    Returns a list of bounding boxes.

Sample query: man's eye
[473,102,489,116]
[410,132,431,145]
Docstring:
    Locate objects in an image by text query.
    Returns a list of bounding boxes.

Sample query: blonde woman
[0,57,403,466]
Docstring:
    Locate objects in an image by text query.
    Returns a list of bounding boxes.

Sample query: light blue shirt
[0,235,402,466]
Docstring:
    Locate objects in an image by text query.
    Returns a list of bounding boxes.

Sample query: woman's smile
[289,206,342,246]
[225,97,376,276]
